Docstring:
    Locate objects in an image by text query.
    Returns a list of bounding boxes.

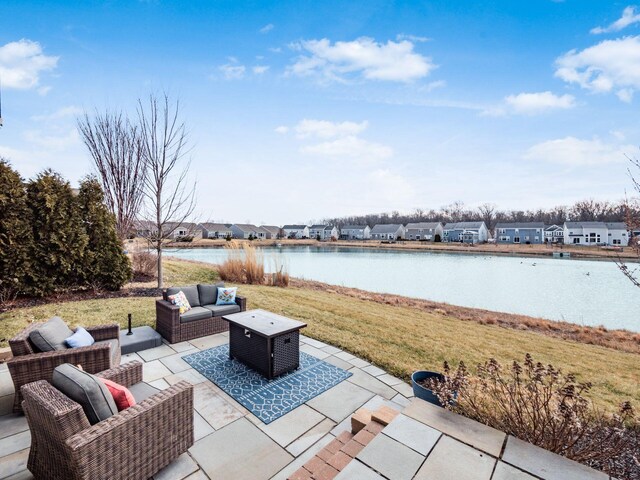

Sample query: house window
[573,238,580,244]
[499,236,510,242]
[499,229,506,234]
[514,237,520,243]
[534,236,539,242]
[613,239,621,245]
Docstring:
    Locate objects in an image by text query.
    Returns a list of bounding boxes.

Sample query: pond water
[165,246,640,332]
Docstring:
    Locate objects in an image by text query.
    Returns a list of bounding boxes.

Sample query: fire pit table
[222,309,307,379]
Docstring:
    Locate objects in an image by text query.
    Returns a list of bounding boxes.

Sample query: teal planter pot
[411,371,445,407]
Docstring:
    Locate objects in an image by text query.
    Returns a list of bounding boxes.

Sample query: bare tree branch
[137,93,196,288]
[77,110,146,241]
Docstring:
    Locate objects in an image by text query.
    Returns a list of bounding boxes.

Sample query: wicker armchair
[156,293,247,343]
[21,361,194,480]
[8,323,121,412]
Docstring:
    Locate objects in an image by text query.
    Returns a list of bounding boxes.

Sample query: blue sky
[1,0,639,224]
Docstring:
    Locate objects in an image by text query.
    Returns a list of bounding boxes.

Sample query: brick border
[288,407,399,480]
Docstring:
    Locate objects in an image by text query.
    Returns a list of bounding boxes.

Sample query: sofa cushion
[197,282,225,306]
[65,327,95,348]
[99,378,136,411]
[128,382,160,403]
[204,304,241,317]
[180,306,212,323]
[52,363,118,425]
[95,339,120,366]
[29,316,74,352]
[167,285,200,307]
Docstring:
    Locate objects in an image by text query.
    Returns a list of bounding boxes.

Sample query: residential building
[370,224,405,241]
[260,225,282,239]
[544,224,564,244]
[164,222,199,239]
[231,223,261,239]
[340,225,371,240]
[282,225,309,239]
[563,221,628,246]
[495,222,545,244]
[198,223,233,239]
[443,222,489,243]
[309,225,338,240]
[404,222,443,241]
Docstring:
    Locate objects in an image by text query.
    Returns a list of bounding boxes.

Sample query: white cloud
[555,36,640,101]
[218,63,246,80]
[252,65,269,74]
[396,33,430,43]
[300,135,392,160]
[591,6,640,34]
[275,126,289,134]
[294,119,368,139]
[287,37,435,83]
[482,91,576,116]
[0,39,58,89]
[504,91,576,115]
[524,136,634,166]
[24,128,80,150]
[259,24,274,34]
[31,105,83,121]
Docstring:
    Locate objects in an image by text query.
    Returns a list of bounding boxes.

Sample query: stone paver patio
[0,332,612,480]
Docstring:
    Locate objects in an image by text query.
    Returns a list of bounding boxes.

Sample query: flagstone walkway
[0,332,612,480]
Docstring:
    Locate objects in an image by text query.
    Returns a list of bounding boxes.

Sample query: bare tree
[477,203,497,232]
[77,110,146,241]
[138,94,196,289]
[616,154,640,288]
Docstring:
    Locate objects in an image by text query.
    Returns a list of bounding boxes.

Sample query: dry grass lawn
[1,259,638,413]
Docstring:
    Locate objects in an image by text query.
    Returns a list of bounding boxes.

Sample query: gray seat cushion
[166,285,200,308]
[204,304,241,317]
[29,316,73,352]
[95,339,119,366]
[52,363,118,425]
[197,282,225,306]
[128,382,160,403]
[180,306,212,323]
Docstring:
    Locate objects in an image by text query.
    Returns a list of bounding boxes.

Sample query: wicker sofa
[21,361,194,480]
[8,322,121,412]
[156,283,246,343]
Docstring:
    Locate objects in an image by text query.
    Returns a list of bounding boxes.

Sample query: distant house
[544,224,564,244]
[260,225,281,239]
[340,225,371,240]
[563,221,628,246]
[133,220,157,238]
[164,222,199,239]
[231,224,261,239]
[443,222,489,244]
[405,222,443,241]
[309,225,338,240]
[282,225,309,239]
[198,223,233,239]
[370,224,405,241]
[495,222,545,244]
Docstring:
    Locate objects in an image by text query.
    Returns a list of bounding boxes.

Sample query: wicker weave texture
[155,295,246,343]
[8,323,121,413]
[21,362,194,480]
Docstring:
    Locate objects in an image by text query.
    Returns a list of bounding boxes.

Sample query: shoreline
[160,238,639,262]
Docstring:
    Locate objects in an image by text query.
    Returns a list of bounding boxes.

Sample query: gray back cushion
[166,285,200,307]
[197,282,225,306]
[29,316,74,352]
[52,364,118,425]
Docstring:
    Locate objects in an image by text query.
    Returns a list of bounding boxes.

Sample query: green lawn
[1,259,638,413]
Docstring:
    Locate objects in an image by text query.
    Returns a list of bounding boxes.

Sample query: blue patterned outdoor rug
[183,344,352,424]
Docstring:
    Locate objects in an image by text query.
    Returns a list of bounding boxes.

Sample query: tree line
[322,199,633,232]
[0,160,131,301]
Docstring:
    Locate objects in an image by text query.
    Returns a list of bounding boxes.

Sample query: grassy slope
[1,259,638,412]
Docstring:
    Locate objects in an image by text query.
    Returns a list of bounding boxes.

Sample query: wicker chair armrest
[84,323,120,341]
[65,382,194,477]
[156,299,179,312]
[235,295,247,311]
[8,322,43,356]
[96,361,143,387]
[7,342,112,376]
